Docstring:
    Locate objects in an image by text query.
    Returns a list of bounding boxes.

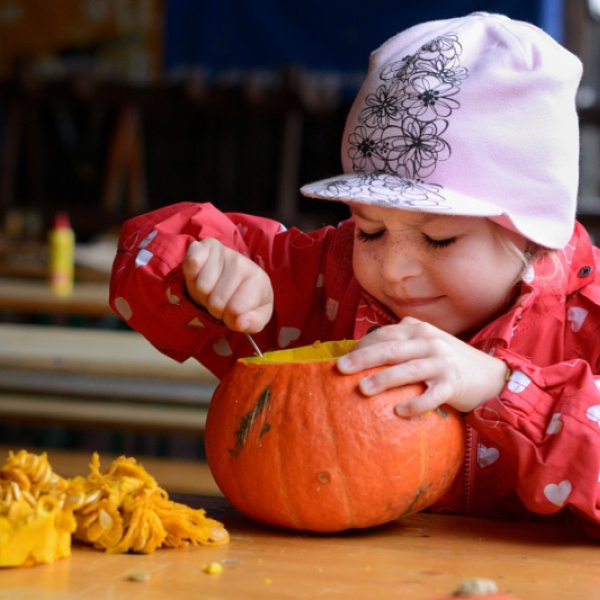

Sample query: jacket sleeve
[109,202,343,378]
[466,343,600,539]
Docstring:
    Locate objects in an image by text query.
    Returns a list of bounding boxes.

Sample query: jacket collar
[557,221,596,296]
[469,221,596,348]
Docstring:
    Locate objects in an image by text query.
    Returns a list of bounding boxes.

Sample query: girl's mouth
[393,296,444,308]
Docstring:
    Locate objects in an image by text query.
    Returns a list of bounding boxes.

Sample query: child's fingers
[393,383,452,418]
[182,240,221,307]
[356,358,434,396]
[230,304,273,334]
[223,278,274,333]
[337,338,424,375]
[182,242,207,284]
[182,238,272,334]
[352,358,459,417]
[223,274,271,315]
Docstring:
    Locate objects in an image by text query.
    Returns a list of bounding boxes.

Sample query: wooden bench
[0,323,218,434]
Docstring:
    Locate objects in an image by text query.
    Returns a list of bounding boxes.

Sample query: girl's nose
[380,247,422,282]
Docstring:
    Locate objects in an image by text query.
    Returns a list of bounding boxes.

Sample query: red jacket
[110,202,600,537]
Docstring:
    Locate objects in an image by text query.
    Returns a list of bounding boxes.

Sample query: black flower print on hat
[358,33,466,179]
[313,172,446,209]
[309,33,468,210]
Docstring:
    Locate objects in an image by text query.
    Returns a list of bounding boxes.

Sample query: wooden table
[0,495,597,599]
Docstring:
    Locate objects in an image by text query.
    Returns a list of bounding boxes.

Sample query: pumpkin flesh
[205,341,465,532]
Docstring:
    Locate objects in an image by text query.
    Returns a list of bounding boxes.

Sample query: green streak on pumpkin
[229,385,271,456]
[400,487,426,518]
[259,423,272,439]
[436,406,449,418]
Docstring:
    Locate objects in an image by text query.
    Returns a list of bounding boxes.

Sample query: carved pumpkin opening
[242,340,357,363]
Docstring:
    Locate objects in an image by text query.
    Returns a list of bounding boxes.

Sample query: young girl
[110,13,600,537]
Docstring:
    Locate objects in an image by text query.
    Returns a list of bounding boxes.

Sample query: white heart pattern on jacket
[134,230,158,268]
[507,370,531,394]
[213,337,233,356]
[166,287,180,305]
[187,317,205,328]
[326,298,339,321]
[114,297,132,320]
[567,306,588,332]
[546,413,563,434]
[135,248,153,268]
[139,230,157,248]
[543,480,572,506]
[278,327,301,348]
[586,405,600,426]
[477,444,499,468]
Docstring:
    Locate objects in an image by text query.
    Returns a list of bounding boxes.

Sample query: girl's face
[350,203,528,336]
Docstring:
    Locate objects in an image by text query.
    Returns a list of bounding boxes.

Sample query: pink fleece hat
[300,12,583,249]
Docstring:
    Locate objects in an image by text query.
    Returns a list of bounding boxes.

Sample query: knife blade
[245,333,264,357]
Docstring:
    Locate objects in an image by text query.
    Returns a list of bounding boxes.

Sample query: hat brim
[300,172,503,218]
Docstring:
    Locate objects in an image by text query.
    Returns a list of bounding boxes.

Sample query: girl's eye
[424,235,457,249]
[356,229,385,242]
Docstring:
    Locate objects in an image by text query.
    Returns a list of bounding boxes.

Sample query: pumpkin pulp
[241,339,358,364]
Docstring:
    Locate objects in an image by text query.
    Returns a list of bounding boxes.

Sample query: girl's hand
[182,239,274,333]
[337,317,509,417]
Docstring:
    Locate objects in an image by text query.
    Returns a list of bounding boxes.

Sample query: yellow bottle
[48,212,75,296]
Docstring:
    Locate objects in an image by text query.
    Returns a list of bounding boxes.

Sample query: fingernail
[358,377,376,396]
[394,403,410,417]
[337,355,353,372]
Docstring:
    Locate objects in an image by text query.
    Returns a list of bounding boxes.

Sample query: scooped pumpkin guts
[0,451,75,567]
[205,340,465,532]
[0,450,229,567]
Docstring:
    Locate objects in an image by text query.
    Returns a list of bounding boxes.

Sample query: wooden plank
[0,323,217,382]
[0,392,208,433]
[0,368,215,404]
[0,324,218,434]
[0,277,113,316]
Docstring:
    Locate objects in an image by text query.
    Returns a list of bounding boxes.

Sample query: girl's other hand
[337,317,509,417]
[182,239,274,333]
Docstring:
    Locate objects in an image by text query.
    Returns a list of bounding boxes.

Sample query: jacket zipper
[461,337,499,515]
[462,424,477,514]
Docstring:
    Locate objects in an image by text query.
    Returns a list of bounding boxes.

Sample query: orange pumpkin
[205,340,465,532]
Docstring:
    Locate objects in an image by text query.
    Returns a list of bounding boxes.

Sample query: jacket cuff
[467,347,548,442]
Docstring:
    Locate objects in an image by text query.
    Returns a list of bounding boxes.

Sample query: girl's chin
[393,310,472,336]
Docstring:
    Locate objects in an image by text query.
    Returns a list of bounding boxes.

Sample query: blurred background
[1,0,599,240]
[1,0,600,464]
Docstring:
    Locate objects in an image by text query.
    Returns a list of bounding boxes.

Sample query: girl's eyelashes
[356,229,385,242]
[355,227,458,248]
[423,235,457,249]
